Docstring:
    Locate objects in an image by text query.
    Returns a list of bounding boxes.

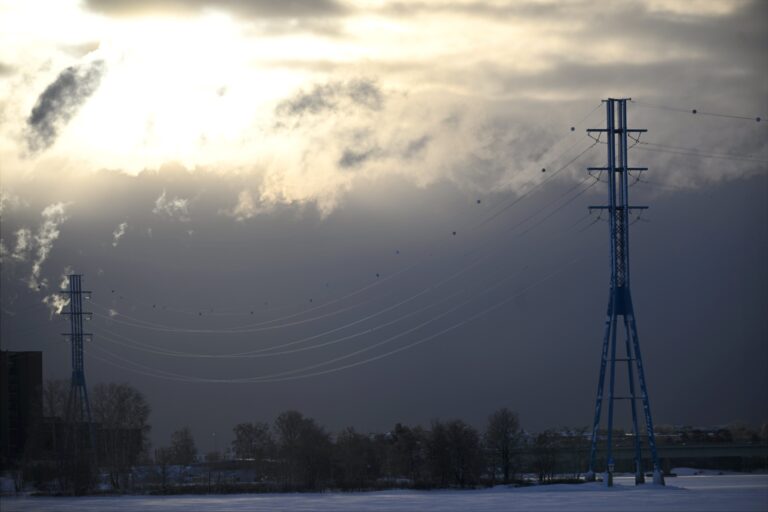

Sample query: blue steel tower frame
[585,99,663,486]
[60,274,95,454]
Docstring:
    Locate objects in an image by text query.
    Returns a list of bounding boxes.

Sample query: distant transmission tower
[584,99,664,486]
[60,274,95,456]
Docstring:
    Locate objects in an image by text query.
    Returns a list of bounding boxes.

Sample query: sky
[0,0,766,452]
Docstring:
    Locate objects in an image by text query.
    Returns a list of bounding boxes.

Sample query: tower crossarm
[586,128,647,134]
[588,206,648,211]
[587,167,647,172]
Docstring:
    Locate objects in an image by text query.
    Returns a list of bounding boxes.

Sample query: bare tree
[427,420,451,487]
[445,420,483,488]
[484,408,521,484]
[232,422,273,460]
[390,423,427,484]
[274,410,331,490]
[333,427,372,489]
[532,430,559,483]
[231,422,274,478]
[91,382,151,490]
[43,379,69,419]
[170,427,198,465]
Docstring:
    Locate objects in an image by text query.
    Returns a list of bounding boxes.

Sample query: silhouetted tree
[390,423,427,484]
[532,430,559,483]
[484,408,521,484]
[557,426,589,478]
[232,421,274,478]
[42,379,68,462]
[427,420,452,487]
[169,427,197,465]
[232,422,273,460]
[426,420,483,487]
[274,410,331,490]
[445,420,483,487]
[333,427,373,489]
[92,382,151,490]
[42,379,68,419]
[727,422,760,444]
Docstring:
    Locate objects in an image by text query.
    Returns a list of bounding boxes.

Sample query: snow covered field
[2,475,767,512]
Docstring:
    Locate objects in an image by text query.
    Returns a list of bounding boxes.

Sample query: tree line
[9,380,768,495]
[155,407,526,491]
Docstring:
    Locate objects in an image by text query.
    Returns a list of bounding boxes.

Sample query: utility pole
[584,99,664,487]
[60,274,96,470]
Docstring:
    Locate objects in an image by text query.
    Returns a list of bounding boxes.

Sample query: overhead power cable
[86,254,582,384]
[634,143,768,165]
[93,103,604,325]
[95,253,496,357]
[630,100,762,122]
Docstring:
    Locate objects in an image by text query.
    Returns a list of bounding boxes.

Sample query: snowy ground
[2,475,767,512]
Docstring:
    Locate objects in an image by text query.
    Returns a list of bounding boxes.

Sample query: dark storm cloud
[402,135,431,159]
[84,0,348,18]
[377,1,766,109]
[277,83,336,117]
[338,147,378,169]
[25,60,105,154]
[586,1,767,74]
[2,166,766,449]
[345,79,384,110]
[381,0,568,19]
[275,78,383,120]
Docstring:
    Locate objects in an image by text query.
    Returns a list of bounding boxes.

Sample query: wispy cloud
[0,191,27,215]
[112,221,128,247]
[84,0,348,19]
[42,293,70,318]
[28,203,70,290]
[153,190,190,221]
[12,228,32,260]
[59,266,73,290]
[221,190,268,221]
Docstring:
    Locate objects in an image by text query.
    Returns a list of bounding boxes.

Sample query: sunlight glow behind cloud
[0,0,764,216]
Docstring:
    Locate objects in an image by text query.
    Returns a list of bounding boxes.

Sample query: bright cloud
[112,221,127,247]
[42,293,70,317]
[28,203,70,290]
[153,191,190,221]
[0,0,764,215]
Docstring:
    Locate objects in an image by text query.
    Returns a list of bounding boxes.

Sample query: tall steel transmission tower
[60,274,95,455]
[584,99,664,486]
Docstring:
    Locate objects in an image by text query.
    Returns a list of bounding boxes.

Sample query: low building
[0,351,43,463]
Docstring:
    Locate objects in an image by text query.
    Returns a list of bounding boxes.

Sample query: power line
[473,141,599,230]
[91,139,601,337]
[634,143,768,165]
[630,100,762,122]
[89,267,521,382]
[515,176,601,238]
[95,252,495,358]
[92,104,605,326]
[93,178,599,361]
[97,288,465,359]
[86,254,583,384]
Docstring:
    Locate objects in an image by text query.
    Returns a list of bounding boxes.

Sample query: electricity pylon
[584,99,664,486]
[60,274,96,460]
